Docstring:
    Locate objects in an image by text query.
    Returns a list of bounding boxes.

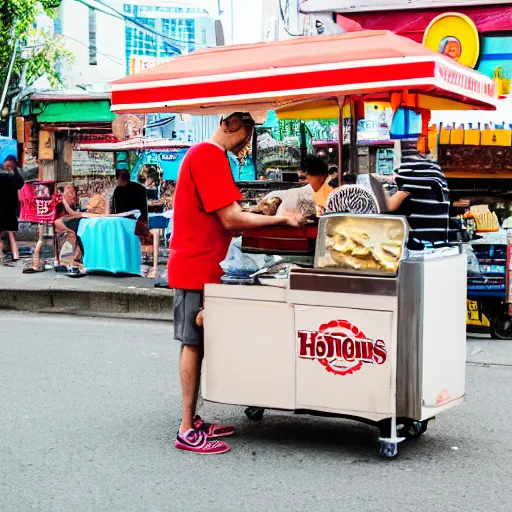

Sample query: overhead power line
[73,0,215,50]
[279,0,304,37]
[61,33,125,65]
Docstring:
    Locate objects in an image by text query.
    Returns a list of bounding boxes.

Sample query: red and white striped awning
[111,30,497,115]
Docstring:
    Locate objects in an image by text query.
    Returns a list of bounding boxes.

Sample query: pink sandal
[175,429,230,454]
[193,415,235,439]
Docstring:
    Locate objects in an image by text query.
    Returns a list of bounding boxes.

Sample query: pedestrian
[169,112,301,454]
[0,155,25,263]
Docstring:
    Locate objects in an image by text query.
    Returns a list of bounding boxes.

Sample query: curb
[0,287,174,322]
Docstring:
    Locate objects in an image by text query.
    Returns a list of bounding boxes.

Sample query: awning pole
[337,96,345,186]
[349,98,359,176]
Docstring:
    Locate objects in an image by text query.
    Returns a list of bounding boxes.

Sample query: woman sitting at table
[53,183,88,274]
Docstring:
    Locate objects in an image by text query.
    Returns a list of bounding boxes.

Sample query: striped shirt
[394,148,453,248]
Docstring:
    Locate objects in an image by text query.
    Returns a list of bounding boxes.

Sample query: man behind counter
[387,140,451,248]
[111,169,148,221]
[169,111,301,455]
[303,154,333,212]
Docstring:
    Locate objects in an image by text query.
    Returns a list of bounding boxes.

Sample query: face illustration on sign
[297,319,387,376]
[439,36,462,61]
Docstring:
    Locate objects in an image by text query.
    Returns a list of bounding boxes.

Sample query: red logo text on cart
[297,320,387,376]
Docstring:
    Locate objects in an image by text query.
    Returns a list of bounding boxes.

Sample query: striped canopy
[111,30,498,116]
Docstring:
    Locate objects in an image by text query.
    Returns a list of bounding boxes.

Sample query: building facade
[122,0,217,75]
[53,0,218,88]
[56,0,126,89]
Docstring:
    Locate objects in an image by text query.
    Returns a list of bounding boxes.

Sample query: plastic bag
[221,238,281,278]
[462,243,480,275]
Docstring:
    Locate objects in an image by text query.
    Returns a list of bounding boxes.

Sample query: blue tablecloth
[77,217,141,275]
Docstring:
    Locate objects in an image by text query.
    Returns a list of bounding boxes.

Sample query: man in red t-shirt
[169,112,300,454]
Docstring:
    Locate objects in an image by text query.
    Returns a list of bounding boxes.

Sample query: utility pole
[0,35,19,115]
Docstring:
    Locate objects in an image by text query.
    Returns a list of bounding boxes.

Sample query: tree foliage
[0,0,74,99]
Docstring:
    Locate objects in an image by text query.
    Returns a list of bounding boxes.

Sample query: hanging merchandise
[390,108,422,140]
[18,181,59,224]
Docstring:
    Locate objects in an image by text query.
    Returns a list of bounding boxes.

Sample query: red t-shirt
[168,142,243,290]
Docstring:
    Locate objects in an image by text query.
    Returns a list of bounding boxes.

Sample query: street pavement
[1,312,511,512]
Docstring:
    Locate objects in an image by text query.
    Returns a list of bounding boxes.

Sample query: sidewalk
[0,263,174,321]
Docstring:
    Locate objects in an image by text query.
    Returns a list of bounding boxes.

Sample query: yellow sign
[423,13,480,69]
[466,300,490,327]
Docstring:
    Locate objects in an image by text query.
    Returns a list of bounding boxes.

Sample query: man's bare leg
[179,345,202,433]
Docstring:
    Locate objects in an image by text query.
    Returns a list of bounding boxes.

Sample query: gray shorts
[173,289,204,347]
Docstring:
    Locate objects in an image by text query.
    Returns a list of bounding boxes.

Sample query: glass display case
[314,214,409,276]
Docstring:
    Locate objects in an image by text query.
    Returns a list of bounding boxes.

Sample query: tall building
[122,0,217,75]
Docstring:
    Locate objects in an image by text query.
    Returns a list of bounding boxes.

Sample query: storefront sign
[297,319,387,376]
[129,56,172,75]
[157,148,189,181]
[423,13,480,68]
[435,63,496,98]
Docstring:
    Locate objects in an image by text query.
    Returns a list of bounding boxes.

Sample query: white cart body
[203,254,466,429]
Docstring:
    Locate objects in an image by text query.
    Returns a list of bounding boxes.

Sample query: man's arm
[216,202,300,231]
[387,191,410,212]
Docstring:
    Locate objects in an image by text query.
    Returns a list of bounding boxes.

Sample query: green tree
[0,0,74,101]
[21,27,74,87]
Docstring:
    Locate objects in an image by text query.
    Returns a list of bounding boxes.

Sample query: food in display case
[471,205,500,233]
[315,214,408,275]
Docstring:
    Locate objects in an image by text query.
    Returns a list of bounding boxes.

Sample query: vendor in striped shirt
[387,141,453,250]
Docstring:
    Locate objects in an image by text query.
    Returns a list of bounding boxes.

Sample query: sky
[172,0,265,44]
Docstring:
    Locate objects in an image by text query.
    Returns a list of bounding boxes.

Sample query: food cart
[111,30,498,458]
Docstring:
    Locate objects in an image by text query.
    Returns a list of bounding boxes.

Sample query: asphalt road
[1,313,511,512]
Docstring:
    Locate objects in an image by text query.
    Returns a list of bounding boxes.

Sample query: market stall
[76,137,191,277]
[111,30,497,458]
[424,111,512,338]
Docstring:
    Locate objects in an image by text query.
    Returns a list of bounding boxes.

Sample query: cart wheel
[399,420,429,441]
[490,315,512,340]
[379,441,398,459]
[245,407,265,421]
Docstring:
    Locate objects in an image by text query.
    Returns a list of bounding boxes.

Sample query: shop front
[14,91,117,273]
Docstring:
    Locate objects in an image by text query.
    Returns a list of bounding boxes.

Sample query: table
[77,217,141,275]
